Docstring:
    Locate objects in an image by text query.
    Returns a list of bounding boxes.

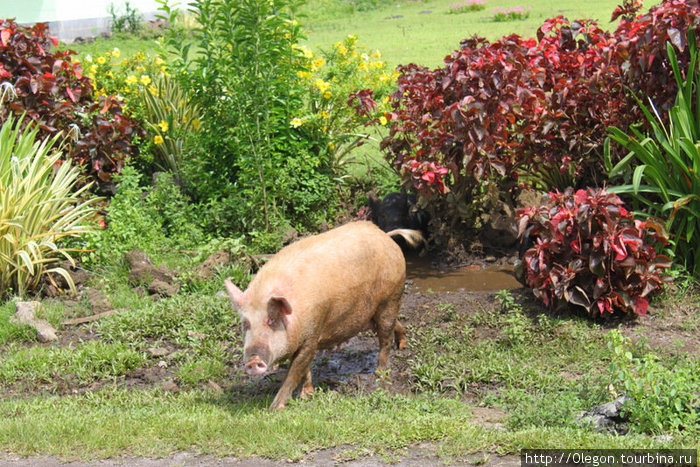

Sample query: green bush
[607,39,700,276]
[608,330,699,435]
[0,103,98,297]
[81,166,206,265]
[157,0,339,234]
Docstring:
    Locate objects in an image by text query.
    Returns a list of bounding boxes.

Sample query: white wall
[2,0,163,23]
[1,0,166,42]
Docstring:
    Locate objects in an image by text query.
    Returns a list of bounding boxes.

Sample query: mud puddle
[405,255,522,292]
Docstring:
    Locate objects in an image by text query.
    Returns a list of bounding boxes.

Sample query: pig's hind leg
[394,319,407,350]
[269,344,317,411]
[373,299,402,372]
[299,368,314,399]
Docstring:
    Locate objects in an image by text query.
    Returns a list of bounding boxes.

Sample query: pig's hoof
[269,402,286,411]
[299,384,314,399]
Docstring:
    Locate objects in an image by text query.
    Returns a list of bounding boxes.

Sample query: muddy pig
[224,221,422,410]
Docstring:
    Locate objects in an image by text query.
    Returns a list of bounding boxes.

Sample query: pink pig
[225,221,422,410]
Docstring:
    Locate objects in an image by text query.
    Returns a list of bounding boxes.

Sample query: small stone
[157,360,168,368]
[148,279,180,297]
[207,380,223,392]
[11,301,58,342]
[161,380,179,392]
[147,347,169,357]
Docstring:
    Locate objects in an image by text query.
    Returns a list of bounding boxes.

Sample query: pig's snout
[245,356,268,375]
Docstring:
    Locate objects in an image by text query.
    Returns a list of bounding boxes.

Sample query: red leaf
[66,86,76,103]
[0,28,10,46]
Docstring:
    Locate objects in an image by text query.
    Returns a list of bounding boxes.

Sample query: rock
[147,347,169,357]
[161,380,179,392]
[207,380,223,392]
[148,279,180,297]
[84,288,112,313]
[42,260,90,296]
[125,249,176,285]
[187,330,207,339]
[11,301,58,342]
[577,395,630,435]
[282,228,299,245]
[516,188,547,209]
[192,250,231,281]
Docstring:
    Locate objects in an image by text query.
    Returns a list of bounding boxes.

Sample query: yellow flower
[320,111,330,119]
[96,56,106,65]
[112,47,120,58]
[126,75,138,85]
[314,79,330,93]
[337,45,347,55]
[358,61,369,71]
[379,73,390,82]
[372,50,382,59]
[158,120,169,132]
[148,85,159,96]
[311,57,325,71]
[154,135,164,145]
[106,71,114,78]
[291,19,298,26]
[90,64,98,73]
[290,117,305,128]
[323,91,331,99]
[379,115,388,125]
[192,118,201,130]
[328,142,335,150]
[155,57,165,65]
[140,75,152,86]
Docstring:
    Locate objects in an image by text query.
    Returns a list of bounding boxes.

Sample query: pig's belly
[316,317,374,350]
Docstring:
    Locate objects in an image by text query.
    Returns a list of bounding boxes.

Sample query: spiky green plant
[606,36,700,276]
[142,75,202,175]
[0,93,99,297]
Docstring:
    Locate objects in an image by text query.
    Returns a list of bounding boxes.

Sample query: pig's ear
[268,295,292,317]
[224,278,245,309]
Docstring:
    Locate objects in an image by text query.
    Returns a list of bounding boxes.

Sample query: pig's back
[249,221,405,313]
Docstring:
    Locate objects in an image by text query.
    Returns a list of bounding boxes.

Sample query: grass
[0,388,676,461]
[66,1,662,69]
[300,0,662,68]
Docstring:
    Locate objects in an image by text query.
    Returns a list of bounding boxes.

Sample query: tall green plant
[142,75,202,176]
[157,0,335,233]
[606,37,700,276]
[0,110,98,297]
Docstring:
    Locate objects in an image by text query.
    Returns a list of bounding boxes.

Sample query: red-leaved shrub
[516,188,672,317]
[381,0,700,221]
[0,19,143,191]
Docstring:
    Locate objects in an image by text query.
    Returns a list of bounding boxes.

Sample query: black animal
[368,192,429,245]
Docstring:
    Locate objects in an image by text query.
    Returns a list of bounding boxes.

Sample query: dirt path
[0,449,520,466]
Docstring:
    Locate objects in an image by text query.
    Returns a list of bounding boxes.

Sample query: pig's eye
[266,317,277,327]
[242,320,250,330]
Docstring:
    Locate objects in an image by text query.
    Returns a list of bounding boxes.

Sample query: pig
[224,221,422,410]
[368,192,430,242]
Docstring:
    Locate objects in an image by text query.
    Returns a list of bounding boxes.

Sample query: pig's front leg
[269,343,317,411]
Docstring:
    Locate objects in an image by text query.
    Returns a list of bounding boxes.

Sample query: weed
[607,330,699,435]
